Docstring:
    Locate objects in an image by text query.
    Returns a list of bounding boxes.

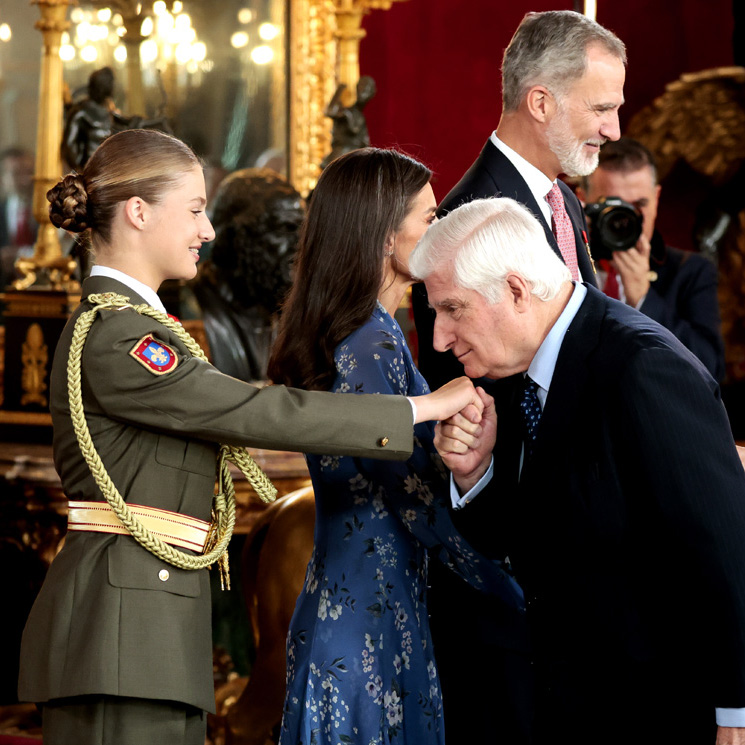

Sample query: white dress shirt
[89,265,167,313]
[490,132,558,226]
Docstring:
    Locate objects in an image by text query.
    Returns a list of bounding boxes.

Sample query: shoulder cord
[67,291,278,589]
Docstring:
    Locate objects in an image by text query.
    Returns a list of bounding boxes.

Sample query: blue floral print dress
[279,304,522,745]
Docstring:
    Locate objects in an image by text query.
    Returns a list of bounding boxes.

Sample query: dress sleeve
[332,326,524,609]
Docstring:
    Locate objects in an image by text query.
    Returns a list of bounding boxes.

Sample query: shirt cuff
[716,708,745,727]
[406,397,417,424]
[449,457,494,509]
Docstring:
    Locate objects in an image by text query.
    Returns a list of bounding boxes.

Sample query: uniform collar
[89,265,167,314]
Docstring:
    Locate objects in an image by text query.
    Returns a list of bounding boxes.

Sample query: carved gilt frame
[288,0,337,196]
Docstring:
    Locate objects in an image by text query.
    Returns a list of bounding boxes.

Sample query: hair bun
[47,173,90,232]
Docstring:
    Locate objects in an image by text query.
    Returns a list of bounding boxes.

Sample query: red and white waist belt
[67,500,211,553]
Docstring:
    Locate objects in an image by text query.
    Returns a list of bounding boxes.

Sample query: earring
[384,249,394,257]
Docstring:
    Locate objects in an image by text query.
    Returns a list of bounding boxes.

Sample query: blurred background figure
[0,147,37,290]
[61,66,119,172]
[577,136,725,382]
[189,168,304,382]
[62,66,172,172]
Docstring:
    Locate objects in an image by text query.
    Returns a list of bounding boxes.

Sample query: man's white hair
[409,197,571,304]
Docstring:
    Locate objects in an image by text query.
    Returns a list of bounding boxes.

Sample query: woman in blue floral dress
[268,148,523,745]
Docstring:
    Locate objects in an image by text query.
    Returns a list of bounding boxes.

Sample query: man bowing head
[411,196,745,745]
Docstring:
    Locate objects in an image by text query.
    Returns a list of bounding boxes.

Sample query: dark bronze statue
[320,76,377,170]
[189,168,305,382]
[62,66,171,171]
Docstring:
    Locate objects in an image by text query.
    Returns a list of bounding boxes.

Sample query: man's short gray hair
[409,197,571,304]
[501,10,626,112]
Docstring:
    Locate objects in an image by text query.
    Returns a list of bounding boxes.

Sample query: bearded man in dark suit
[412,195,745,745]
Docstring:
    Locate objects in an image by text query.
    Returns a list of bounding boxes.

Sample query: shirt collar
[490,132,555,214]
[527,282,586,400]
[89,265,167,314]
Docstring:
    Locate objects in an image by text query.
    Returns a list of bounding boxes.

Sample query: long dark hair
[268,147,432,391]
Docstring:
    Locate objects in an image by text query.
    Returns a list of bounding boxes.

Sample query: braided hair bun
[47,173,90,233]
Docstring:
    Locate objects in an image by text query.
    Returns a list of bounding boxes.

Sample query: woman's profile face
[389,182,437,278]
[146,165,216,285]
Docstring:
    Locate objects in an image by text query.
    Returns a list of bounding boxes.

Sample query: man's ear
[505,273,532,311]
[123,196,148,230]
[525,85,556,124]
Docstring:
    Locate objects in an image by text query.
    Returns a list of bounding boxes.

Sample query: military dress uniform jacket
[19,275,414,713]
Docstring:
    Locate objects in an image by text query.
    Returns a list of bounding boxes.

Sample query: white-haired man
[412,196,745,745]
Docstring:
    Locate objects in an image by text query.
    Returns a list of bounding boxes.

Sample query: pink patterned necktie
[545,183,579,281]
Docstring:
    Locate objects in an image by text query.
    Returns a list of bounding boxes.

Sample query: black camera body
[584,196,643,261]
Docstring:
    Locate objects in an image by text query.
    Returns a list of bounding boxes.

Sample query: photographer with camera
[577,136,725,381]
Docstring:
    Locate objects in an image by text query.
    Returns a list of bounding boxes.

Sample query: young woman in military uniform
[17,128,482,745]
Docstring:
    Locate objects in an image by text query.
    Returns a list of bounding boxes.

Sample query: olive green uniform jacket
[18,276,413,713]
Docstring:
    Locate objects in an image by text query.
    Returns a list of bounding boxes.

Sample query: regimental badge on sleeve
[129,335,179,375]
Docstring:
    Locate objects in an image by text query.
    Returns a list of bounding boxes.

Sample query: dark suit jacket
[455,286,745,743]
[414,138,596,389]
[19,276,414,713]
[637,231,725,382]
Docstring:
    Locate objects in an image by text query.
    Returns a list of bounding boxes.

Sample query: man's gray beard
[546,109,601,177]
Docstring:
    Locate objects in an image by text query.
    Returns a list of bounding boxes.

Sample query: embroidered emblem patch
[129,335,179,375]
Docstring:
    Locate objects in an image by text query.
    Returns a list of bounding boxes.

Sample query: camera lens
[601,207,641,251]
[584,196,643,260]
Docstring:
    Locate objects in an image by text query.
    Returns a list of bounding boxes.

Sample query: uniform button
[158,569,170,582]
[378,437,389,447]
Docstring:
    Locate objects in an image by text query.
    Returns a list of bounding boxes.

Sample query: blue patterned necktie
[519,376,542,458]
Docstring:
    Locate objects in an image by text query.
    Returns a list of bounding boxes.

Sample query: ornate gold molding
[0,410,53,426]
[21,323,50,407]
[288,0,337,195]
[288,0,408,195]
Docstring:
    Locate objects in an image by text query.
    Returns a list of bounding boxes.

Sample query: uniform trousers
[41,695,206,745]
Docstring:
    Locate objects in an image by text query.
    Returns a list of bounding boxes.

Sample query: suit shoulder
[668,245,716,274]
[438,145,504,215]
[439,169,500,215]
[597,300,713,383]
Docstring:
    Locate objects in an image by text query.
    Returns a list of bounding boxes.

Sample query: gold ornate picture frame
[288,0,337,196]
